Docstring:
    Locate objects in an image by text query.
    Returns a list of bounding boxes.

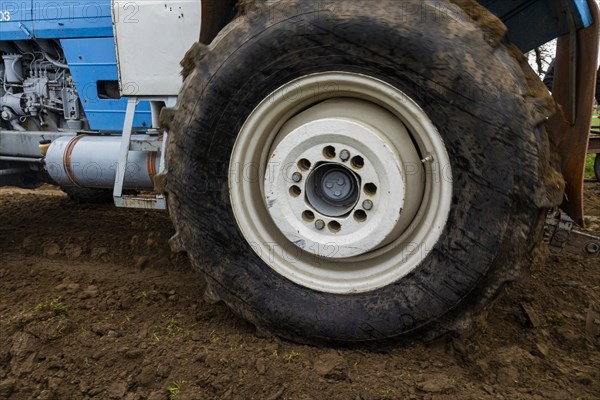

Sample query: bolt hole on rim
[354,210,368,222]
[289,185,301,197]
[328,221,342,233]
[364,183,378,195]
[302,210,315,222]
[351,155,365,169]
[298,158,312,171]
[323,146,336,159]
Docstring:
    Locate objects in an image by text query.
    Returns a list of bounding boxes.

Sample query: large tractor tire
[163,0,562,344]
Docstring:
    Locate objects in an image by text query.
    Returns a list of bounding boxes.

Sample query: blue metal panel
[60,37,152,132]
[479,0,595,51]
[1,1,114,40]
[31,0,113,38]
[0,0,33,40]
[573,0,593,27]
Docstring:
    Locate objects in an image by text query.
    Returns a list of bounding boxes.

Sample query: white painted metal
[111,0,201,96]
[229,72,453,294]
[264,99,424,259]
[112,96,176,209]
[114,97,138,197]
[0,131,75,158]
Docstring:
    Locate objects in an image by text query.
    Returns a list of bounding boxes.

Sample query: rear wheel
[165,0,560,344]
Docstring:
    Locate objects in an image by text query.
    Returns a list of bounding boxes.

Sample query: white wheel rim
[229,72,452,294]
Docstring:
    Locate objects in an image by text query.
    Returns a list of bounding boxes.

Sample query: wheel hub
[306,163,361,217]
[263,98,425,259]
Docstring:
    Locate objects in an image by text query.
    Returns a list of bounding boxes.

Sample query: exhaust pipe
[45,135,159,190]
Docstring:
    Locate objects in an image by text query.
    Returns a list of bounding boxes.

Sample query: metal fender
[548,0,600,226]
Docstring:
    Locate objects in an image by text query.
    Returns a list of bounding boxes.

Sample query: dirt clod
[0,380,16,398]
[521,303,543,328]
[80,285,99,299]
[43,242,61,257]
[417,374,456,394]
[313,351,347,379]
[135,255,150,270]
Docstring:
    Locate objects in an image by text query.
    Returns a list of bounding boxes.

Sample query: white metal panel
[112,1,201,96]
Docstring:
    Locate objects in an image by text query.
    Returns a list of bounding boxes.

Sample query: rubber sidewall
[167,0,548,343]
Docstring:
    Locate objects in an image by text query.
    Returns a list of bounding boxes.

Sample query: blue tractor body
[0,0,151,131]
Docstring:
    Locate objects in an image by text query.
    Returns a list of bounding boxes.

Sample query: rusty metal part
[588,134,600,153]
[146,151,158,181]
[546,0,600,226]
[545,210,600,256]
[63,135,86,188]
[563,0,578,125]
[114,195,167,210]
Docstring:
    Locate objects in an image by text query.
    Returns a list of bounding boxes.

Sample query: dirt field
[0,185,599,400]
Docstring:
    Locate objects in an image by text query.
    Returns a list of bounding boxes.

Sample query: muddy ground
[0,185,599,400]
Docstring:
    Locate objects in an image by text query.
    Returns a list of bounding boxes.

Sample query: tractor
[0,0,598,344]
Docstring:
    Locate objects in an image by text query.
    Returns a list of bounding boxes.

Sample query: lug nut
[362,200,374,211]
[292,172,303,183]
[315,220,325,230]
[340,150,350,161]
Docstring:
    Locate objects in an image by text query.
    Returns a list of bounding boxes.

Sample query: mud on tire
[163,0,562,344]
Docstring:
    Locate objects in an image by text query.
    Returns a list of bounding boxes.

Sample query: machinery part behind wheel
[61,186,113,204]
[164,0,561,344]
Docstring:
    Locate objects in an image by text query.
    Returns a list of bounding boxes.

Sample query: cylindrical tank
[45,135,160,190]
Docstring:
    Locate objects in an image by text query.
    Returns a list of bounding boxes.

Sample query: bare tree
[528,40,557,78]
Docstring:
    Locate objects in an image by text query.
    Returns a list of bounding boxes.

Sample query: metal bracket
[113,96,177,210]
[544,210,600,256]
[563,0,578,126]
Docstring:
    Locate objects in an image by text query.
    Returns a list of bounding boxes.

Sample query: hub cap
[306,163,360,217]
